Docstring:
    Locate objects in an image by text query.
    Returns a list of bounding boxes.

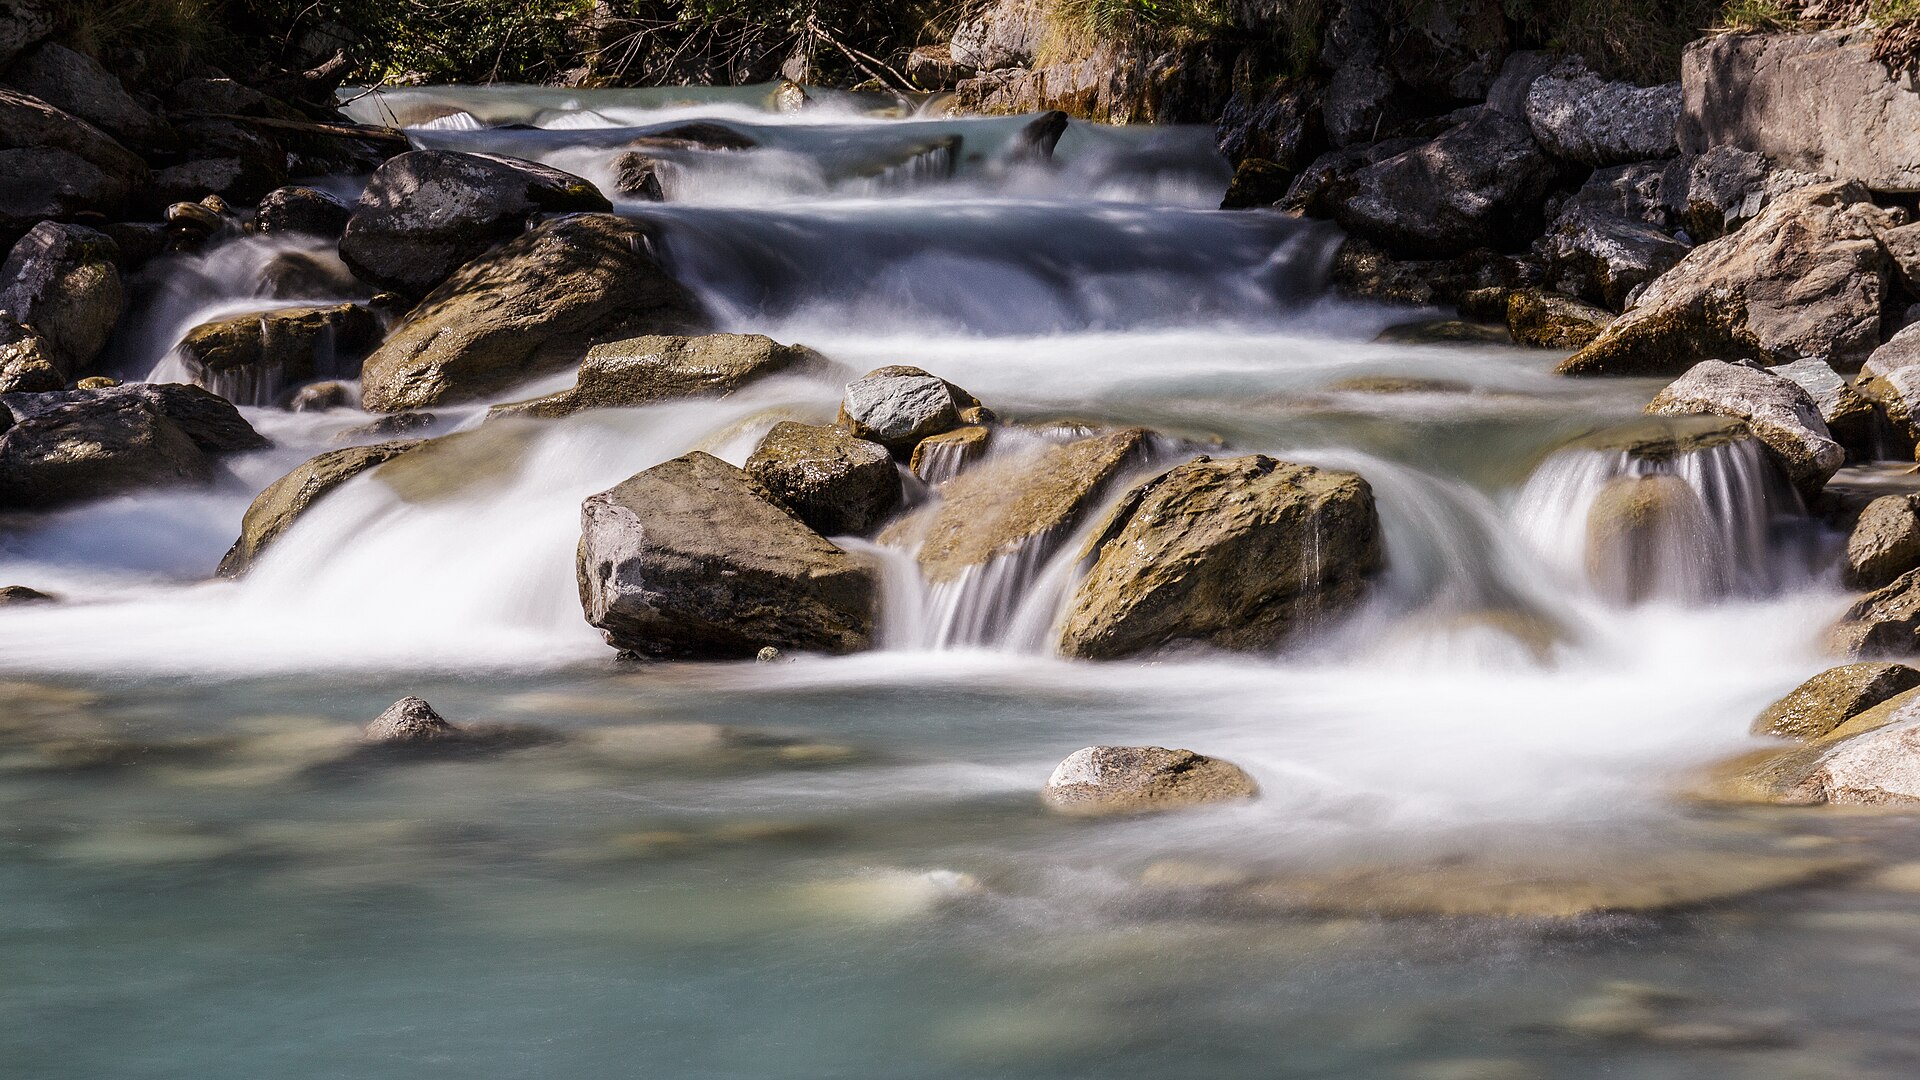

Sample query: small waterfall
[1512,432,1791,604]
[150,310,364,408]
[846,138,959,195]
[919,530,1066,650]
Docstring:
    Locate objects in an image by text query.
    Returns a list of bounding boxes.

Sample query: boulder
[744,422,901,537]
[492,333,821,419]
[0,0,53,69]
[1327,107,1559,258]
[577,452,877,658]
[837,366,976,455]
[1645,360,1842,498]
[905,44,968,91]
[0,314,57,393]
[1752,662,1920,741]
[0,395,212,507]
[1058,455,1381,659]
[339,150,613,297]
[1524,62,1680,166]
[176,303,380,405]
[1831,568,1920,659]
[1680,29,1920,193]
[1506,290,1610,348]
[609,152,664,200]
[1582,473,1709,605]
[1041,746,1258,816]
[364,696,460,745]
[359,214,703,411]
[216,440,422,577]
[0,87,145,234]
[0,221,122,378]
[1856,323,1920,448]
[909,428,1152,584]
[2,42,174,150]
[1536,189,1690,310]
[1215,80,1321,170]
[1558,183,1897,377]
[2,383,269,454]
[1322,53,1400,149]
[1771,357,1876,462]
[254,186,352,237]
[1845,495,1920,591]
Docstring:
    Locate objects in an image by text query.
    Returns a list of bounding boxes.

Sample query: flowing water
[4,85,1918,1079]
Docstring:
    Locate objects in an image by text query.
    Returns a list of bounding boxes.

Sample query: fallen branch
[203,112,411,147]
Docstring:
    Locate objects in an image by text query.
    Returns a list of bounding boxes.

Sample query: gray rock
[837,366,973,455]
[1660,146,1822,241]
[364,696,460,745]
[1645,360,1842,498]
[1847,496,1920,592]
[0,88,145,236]
[492,333,821,419]
[745,422,901,537]
[1538,195,1690,311]
[1833,569,1920,659]
[1560,183,1897,377]
[1484,50,1557,117]
[1042,746,1258,816]
[1772,357,1877,462]
[359,214,704,411]
[0,0,54,69]
[1795,706,1920,804]
[609,152,664,200]
[0,584,53,604]
[1525,62,1681,166]
[1680,28,1920,193]
[0,222,122,379]
[947,0,1044,71]
[217,440,422,577]
[1059,455,1381,659]
[1215,80,1321,169]
[2,42,174,149]
[254,186,352,237]
[1855,323,1920,448]
[339,150,612,297]
[1380,0,1508,101]
[1323,52,1399,148]
[577,452,878,659]
[288,381,354,412]
[0,395,213,507]
[1329,107,1559,258]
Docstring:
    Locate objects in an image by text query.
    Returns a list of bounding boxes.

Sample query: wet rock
[1560,183,1897,377]
[1752,663,1920,741]
[0,87,146,234]
[1505,290,1609,349]
[176,304,380,404]
[339,149,613,297]
[1524,62,1681,166]
[609,152,664,200]
[1374,319,1511,346]
[1,383,267,454]
[253,186,352,237]
[2,42,174,150]
[1681,28,1920,193]
[0,221,122,379]
[0,394,212,507]
[1325,375,1472,394]
[364,696,460,745]
[577,451,877,658]
[1855,323,1920,448]
[1331,239,1536,309]
[837,366,975,455]
[492,333,820,420]
[1041,746,1257,816]
[906,428,1152,584]
[1645,360,1842,497]
[288,381,353,412]
[910,424,991,484]
[73,376,115,390]
[1831,570,1920,659]
[1220,158,1294,210]
[1059,454,1380,659]
[1327,107,1559,258]
[1845,496,1920,590]
[1772,358,1876,463]
[359,214,703,411]
[1583,474,1707,605]
[745,422,901,537]
[331,412,435,444]
[217,440,423,577]
[0,584,52,604]
[1536,191,1690,311]
[0,314,58,393]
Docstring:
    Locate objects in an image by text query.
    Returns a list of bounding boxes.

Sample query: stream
[4,85,1919,1079]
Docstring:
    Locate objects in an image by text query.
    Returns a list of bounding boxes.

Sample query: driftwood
[204,113,411,147]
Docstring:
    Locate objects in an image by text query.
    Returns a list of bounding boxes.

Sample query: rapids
[3,83,1911,1080]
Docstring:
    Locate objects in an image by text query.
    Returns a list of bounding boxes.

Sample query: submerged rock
[217,440,423,577]
[1645,360,1842,498]
[1752,663,1920,741]
[745,422,901,537]
[1041,746,1257,816]
[1845,495,1920,590]
[577,452,878,658]
[1559,183,1898,377]
[0,584,53,604]
[339,150,613,297]
[1059,455,1380,659]
[492,333,822,419]
[837,366,974,455]
[1583,473,1708,606]
[0,221,122,379]
[358,214,704,411]
[364,696,460,745]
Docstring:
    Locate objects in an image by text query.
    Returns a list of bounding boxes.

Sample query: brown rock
[492,333,822,419]
[744,421,901,537]
[1041,745,1257,816]
[1752,662,1920,741]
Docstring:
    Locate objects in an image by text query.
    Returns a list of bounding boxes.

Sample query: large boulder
[1041,746,1258,816]
[1058,455,1381,659]
[0,87,146,235]
[1524,62,1680,166]
[1644,360,1842,498]
[1327,106,1559,258]
[217,440,422,577]
[907,428,1152,584]
[1846,495,1920,591]
[1791,707,1920,804]
[1558,183,1898,377]
[339,150,613,297]
[0,395,213,507]
[2,42,174,150]
[176,304,380,406]
[2,383,270,454]
[1680,29,1920,193]
[577,452,878,658]
[1752,662,1920,741]
[744,422,901,537]
[837,366,975,455]
[358,214,703,412]
[0,221,122,379]
[491,333,821,419]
